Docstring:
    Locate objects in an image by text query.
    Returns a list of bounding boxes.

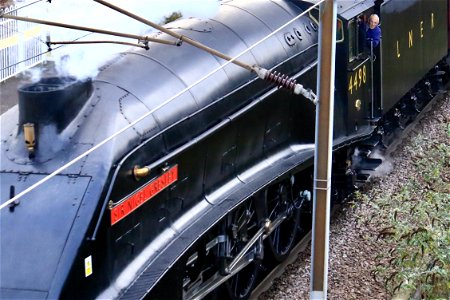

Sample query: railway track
[251,230,312,298]
[250,89,449,299]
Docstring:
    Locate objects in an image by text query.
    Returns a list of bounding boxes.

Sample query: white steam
[371,148,393,177]
[29,0,220,80]
[351,146,393,180]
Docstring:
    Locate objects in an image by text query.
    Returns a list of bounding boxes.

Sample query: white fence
[1,0,168,83]
[0,1,46,82]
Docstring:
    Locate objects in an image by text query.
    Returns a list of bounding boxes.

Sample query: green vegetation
[360,124,449,299]
[0,0,14,9]
[161,11,183,25]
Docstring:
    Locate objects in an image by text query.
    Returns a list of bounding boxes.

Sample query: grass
[359,122,449,299]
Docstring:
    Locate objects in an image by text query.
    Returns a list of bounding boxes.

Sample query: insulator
[264,71,296,92]
[264,70,297,93]
[252,66,317,103]
[46,35,52,51]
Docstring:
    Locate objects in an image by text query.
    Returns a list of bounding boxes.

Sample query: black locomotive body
[0,0,448,299]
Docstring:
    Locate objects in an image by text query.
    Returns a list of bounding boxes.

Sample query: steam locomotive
[1,0,448,299]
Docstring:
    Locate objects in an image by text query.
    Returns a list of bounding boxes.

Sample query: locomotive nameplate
[110,165,178,225]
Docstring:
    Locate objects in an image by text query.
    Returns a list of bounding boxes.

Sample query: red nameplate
[110,165,178,225]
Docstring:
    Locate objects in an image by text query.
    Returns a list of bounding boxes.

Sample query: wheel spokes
[266,183,300,262]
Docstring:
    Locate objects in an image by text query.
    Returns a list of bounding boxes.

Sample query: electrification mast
[310,0,337,299]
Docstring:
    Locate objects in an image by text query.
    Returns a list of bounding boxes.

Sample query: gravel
[259,92,450,300]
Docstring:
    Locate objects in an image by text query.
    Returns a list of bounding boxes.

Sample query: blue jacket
[366,26,381,48]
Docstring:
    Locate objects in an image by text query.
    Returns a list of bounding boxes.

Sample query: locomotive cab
[333,1,380,136]
[1,0,448,299]
[307,0,379,138]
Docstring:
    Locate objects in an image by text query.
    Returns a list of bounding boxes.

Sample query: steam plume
[25,0,220,80]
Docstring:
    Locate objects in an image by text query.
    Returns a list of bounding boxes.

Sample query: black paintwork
[380,0,448,111]
[0,0,448,299]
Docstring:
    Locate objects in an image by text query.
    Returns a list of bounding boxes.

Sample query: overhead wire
[0,2,49,75]
[0,22,47,45]
[0,0,326,210]
[0,0,49,75]
[1,1,173,74]
[0,0,44,14]
[0,31,94,73]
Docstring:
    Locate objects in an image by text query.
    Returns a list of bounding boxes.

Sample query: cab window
[309,9,344,43]
[336,19,344,42]
[348,15,365,62]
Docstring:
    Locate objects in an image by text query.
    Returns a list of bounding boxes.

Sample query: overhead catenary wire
[0,12,178,80]
[0,1,50,79]
[0,14,181,46]
[93,0,317,100]
[46,40,150,50]
[94,0,254,72]
[0,22,47,44]
[0,32,93,73]
[0,0,44,14]
[0,0,325,210]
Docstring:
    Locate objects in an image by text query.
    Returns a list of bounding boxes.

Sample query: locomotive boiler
[0,0,448,299]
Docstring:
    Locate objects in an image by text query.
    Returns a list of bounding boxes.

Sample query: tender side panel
[448,0,450,50]
[381,0,447,111]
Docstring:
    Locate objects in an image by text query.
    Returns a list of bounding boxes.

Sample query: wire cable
[0,0,325,210]
[0,22,47,44]
[0,0,44,14]
[0,31,93,68]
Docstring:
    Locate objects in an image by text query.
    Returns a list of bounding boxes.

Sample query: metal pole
[94,0,253,72]
[0,14,179,46]
[370,40,374,119]
[47,40,149,49]
[92,0,318,101]
[310,0,336,299]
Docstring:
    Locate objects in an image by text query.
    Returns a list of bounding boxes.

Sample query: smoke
[351,146,393,180]
[26,0,220,80]
[370,148,393,177]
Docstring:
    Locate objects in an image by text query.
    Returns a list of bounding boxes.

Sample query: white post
[310,0,337,299]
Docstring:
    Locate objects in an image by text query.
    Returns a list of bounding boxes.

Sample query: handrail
[348,56,370,72]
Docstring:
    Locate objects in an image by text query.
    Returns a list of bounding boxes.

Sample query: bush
[369,128,449,299]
